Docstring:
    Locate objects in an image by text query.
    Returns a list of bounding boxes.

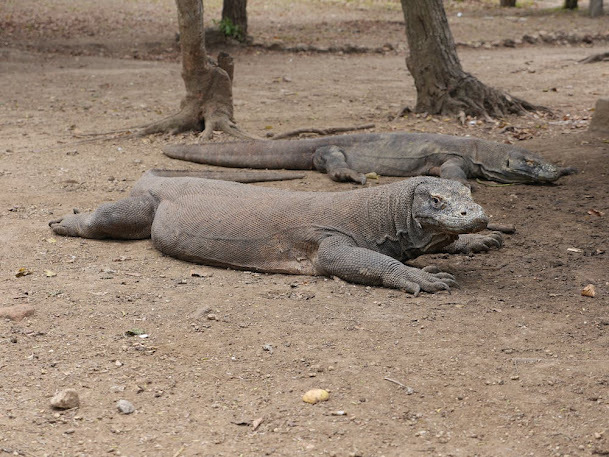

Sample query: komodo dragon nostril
[461,211,467,216]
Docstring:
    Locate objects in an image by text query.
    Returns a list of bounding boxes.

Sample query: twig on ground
[384,377,415,394]
[270,123,375,140]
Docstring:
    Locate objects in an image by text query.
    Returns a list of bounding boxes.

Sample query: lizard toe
[398,281,421,296]
[48,217,64,227]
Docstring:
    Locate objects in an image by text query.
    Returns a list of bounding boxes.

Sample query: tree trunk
[589,0,603,16]
[500,0,516,7]
[222,0,248,40]
[564,0,578,9]
[400,0,543,118]
[142,0,252,140]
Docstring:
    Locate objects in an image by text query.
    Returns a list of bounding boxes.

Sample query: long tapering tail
[162,139,320,170]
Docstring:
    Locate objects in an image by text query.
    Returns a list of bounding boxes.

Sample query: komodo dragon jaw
[411,181,488,234]
[481,151,577,184]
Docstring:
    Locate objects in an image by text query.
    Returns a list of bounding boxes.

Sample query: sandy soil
[1,1,609,456]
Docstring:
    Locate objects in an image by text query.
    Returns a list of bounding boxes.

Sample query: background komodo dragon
[163,132,576,185]
[49,170,502,295]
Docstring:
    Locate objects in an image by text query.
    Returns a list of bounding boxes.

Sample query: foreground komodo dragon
[163,132,576,185]
[49,170,502,295]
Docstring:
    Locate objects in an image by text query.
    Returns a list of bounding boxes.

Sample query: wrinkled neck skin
[371,178,456,261]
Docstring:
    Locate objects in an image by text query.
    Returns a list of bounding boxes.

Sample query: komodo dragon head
[411,179,488,234]
[479,145,577,184]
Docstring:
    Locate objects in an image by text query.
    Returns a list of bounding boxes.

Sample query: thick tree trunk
[222,0,248,40]
[142,0,252,140]
[589,0,603,16]
[564,0,578,9]
[400,0,543,118]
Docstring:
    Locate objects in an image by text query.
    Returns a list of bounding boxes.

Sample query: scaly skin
[49,170,502,295]
[162,132,576,185]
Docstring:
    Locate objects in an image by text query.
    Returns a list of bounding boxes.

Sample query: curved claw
[417,270,458,294]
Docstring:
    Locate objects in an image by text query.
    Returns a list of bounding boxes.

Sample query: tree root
[137,102,257,141]
[438,73,550,119]
[270,123,375,140]
[410,69,550,120]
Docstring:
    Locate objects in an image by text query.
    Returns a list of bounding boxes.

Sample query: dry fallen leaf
[302,389,329,404]
[15,268,33,278]
[252,417,264,431]
[587,209,604,217]
[581,284,596,298]
[44,269,57,277]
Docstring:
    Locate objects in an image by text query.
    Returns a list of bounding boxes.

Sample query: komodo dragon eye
[431,196,443,208]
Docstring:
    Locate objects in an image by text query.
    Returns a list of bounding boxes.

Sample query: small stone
[117,399,135,414]
[581,284,596,298]
[207,313,217,321]
[50,389,80,409]
[302,389,329,404]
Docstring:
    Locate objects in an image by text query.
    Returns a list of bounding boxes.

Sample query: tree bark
[222,0,248,40]
[142,0,252,140]
[400,0,543,118]
[589,0,603,16]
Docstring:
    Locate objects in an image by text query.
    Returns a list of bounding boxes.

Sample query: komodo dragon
[49,169,502,295]
[163,132,576,185]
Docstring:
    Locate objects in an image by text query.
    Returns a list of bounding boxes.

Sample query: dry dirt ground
[1,1,609,456]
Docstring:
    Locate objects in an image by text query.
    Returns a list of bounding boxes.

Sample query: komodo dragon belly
[150,197,319,275]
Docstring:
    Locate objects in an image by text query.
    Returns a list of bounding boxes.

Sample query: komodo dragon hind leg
[312,146,367,185]
[49,194,157,240]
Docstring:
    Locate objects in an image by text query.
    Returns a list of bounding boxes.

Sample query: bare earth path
[1,1,608,456]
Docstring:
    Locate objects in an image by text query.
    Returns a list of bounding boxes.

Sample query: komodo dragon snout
[412,180,488,234]
[486,149,578,184]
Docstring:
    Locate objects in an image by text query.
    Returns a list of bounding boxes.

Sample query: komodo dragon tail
[163,138,332,170]
[148,169,305,183]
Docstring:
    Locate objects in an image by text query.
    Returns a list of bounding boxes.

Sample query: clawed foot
[466,231,503,253]
[448,232,503,255]
[414,268,457,295]
[328,168,367,185]
[48,211,83,237]
[390,266,457,296]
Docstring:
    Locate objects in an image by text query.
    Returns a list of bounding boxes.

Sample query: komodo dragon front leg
[315,235,457,296]
[438,157,469,185]
[442,232,503,254]
[49,194,158,239]
[312,146,367,185]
